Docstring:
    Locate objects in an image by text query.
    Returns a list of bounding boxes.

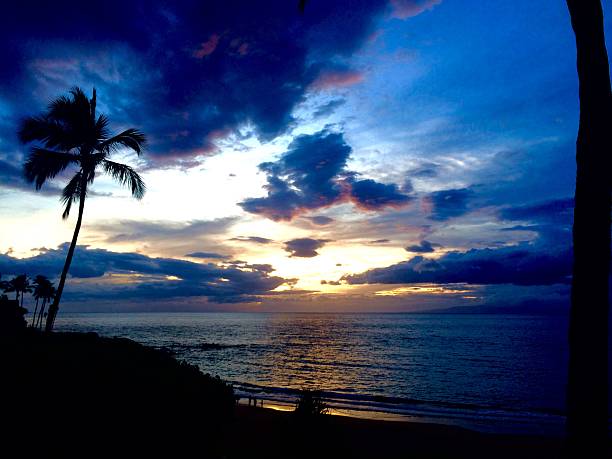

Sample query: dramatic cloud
[500,198,573,225]
[499,197,574,248]
[405,240,439,253]
[239,130,412,220]
[427,188,474,221]
[344,243,572,287]
[0,244,289,303]
[349,179,411,211]
[1,1,388,165]
[284,238,330,258]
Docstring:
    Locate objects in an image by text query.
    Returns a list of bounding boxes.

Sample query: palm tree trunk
[37,299,46,329]
[45,185,87,332]
[565,0,611,454]
[31,298,39,327]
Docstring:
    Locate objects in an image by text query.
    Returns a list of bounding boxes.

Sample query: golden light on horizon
[375,285,474,297]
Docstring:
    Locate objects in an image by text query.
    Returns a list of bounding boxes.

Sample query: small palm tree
[31,275,50,327]
[19,87,146,332]
[36,282,56,330]
[4,274,32,307]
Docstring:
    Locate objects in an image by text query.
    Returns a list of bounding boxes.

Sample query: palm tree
[19,87,146,332]
[31,275,50,328]
[565,0,611,455]
[4,274,32,307]
[36,282,56,330]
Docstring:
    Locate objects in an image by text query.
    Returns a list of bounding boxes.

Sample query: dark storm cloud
[405,240,439,253]
[499,197,574,225]
[284,238,331,258]
[344,243,572,287]
[0,244,288,303]
[349,179,411,210]
[239,130,412,220]
[499,197,574,248]
[427,188,474,221]
[1,1,388,165]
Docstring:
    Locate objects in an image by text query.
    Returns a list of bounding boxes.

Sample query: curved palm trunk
[565,0,611,454]
[45,185,86,332]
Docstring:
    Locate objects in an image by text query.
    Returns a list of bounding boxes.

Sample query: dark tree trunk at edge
[565,0,611,455]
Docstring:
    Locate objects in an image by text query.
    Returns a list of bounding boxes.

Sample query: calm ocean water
[54,312,610,435]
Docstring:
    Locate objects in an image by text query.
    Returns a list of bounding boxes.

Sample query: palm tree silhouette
[36,281,56,330]
[19,87,146,332]
[31,275,51,328]
[4,274,32,307]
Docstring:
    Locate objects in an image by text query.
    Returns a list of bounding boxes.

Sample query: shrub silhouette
[294,389,330,418]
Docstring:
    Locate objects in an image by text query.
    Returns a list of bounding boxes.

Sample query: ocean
[54,312,609,435]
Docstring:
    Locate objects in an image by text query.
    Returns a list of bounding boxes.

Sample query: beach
[227,404,565,458]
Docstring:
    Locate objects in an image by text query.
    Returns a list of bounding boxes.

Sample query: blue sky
[0,0,609,312]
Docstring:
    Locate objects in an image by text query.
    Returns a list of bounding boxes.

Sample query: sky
[0,0,610,312]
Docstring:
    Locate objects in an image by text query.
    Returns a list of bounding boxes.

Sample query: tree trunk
[37,299,46,329]
[31,298,39,327]
[45,184,87,332]
[566,0,611,454]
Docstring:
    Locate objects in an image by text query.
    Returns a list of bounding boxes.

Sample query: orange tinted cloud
[193,34,220,58]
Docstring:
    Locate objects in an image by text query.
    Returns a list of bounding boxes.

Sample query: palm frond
[95,114,110,142]
[102,160,146,199]
[61,171,85,219]
[18,116,78,150]
[49,87,91,123]
[24,148,79,190]
[97,128,146,155]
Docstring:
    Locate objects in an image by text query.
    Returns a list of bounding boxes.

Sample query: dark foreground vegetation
[2,327,234,456]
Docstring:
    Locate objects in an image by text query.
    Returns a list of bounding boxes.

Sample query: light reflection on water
[55,312,589,434]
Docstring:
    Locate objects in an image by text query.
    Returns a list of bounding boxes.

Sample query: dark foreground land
[0,330,580,458]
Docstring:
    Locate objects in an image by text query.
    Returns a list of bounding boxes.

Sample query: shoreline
[229,404,568,458]
[233,391,566,436]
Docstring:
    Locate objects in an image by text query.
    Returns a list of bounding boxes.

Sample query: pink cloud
[310,70,365,90]
[237,43,250,56]
[390,0,442,19]
[193,34,220,59]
